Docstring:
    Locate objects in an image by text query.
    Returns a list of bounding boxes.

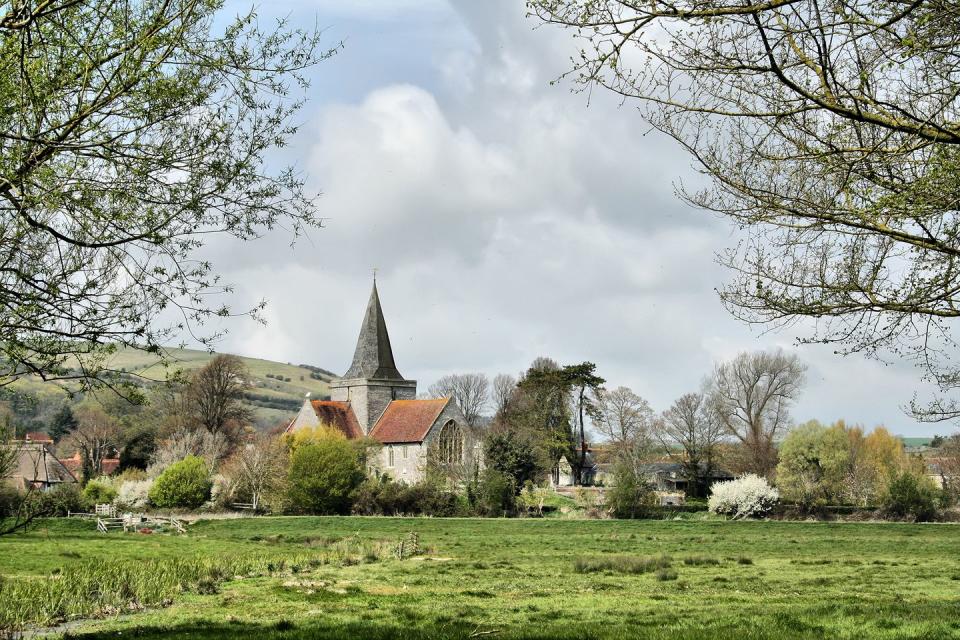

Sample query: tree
[222,434,287,512]
[62,407,123,481]
[776,421,853,507]
[491,374,516,419]
[483,429,544,494]
[937,434,960,506]
[882,470,940,522]
[119,429,157,472]
[562,363,606,483]
[708,350,806,477]
[658,392,724,497]
[286,440,365,515]
[530,1,960,419]
[149,455,212,509]
[428,373,490,427]
[593,386,654,474]
[0,0,337,393]
[48,405,78,443]
[605,460,655,519]
[148,427,229,476]
[182,355,253,446]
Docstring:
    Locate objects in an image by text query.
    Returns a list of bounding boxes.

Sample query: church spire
[343,280,404,380]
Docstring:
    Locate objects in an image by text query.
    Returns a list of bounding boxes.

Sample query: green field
[1,516,958,639]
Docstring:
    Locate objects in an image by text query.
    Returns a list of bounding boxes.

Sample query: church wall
[330,379,417,434]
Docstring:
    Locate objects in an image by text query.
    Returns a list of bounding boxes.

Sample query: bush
[606,462,656,519]
[286,440,364,515]
[149,456,212,509]
[31,483,84,516]
[116,479,153,510]
[0,484,23,518]
[81,480,117,509]
[483,431,543,494]
[573,554,672,574]
[881,470,940,521]
[349,475,462,516]
[473,469,515,516]
[708,474,779,519]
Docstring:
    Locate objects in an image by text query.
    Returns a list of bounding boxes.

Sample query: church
[285,282,476,483]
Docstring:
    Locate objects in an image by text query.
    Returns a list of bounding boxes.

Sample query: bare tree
[529,1,960,419]
[491,374,517,418]
[148,428,230,476]
[658,392,725,496]
[62,407,123,480]
[707,350,806,477]
[592,386,654,474]
[428,373,489,427]
[183,355,252,445]
[221,434,287,512]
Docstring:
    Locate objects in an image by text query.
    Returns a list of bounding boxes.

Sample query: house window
[402,445,408,459]
[437,420,463,465]
[388,446,394,467]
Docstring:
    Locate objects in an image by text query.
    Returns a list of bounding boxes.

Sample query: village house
[286,281,478,483]
[3,443,77,491]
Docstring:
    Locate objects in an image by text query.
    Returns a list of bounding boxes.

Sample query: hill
[3,347,337,431]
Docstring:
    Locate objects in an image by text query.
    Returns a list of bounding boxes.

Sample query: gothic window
[436,420,463,465]
[388,446,394,467]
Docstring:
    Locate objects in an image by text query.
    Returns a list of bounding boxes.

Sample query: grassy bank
[1,517,958,639]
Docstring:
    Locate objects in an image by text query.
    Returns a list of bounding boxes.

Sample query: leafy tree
[148,455,212,509]
[562,363,606,482]
[708,350,806,477]
[484,429,544,494]
[0,0,337,394]
[286,440,364,515]
[776,421,853,508]
[81,480,117,509]
[473,469,516,517]
[530,1,960,419]
[119,429,157,472]
[882,470,940,522]
[605,461,655,519]
[48,405,78,443]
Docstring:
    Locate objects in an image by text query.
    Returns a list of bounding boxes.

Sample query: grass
[1,517,959,639]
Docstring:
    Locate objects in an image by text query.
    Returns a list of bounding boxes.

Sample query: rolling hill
[4,347,338,430]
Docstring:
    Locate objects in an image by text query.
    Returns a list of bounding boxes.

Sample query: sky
[196,0,947,437]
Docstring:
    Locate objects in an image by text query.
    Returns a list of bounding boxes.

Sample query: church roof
[370,398,449,444]
[343,281,405,380]
[285,400,364,440]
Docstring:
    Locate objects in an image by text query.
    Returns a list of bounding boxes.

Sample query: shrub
[606,462,656,519]
[31,483,84,516]
[881,470,940,521]
[473,469,515,516]
[81,480,117,509]
[148,456,212,509]
[708,474,779,519]
[286,440,365,515]
[116,479,153,510]
[483,431,543,494]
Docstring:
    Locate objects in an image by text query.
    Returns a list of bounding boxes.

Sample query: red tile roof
[285,400,364,440]
[24,432,53,444]
[61,452,121,476]
[370,398,449,444]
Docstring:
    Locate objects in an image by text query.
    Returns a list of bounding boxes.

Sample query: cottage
[3,443,77,491]
[286,281,477,483]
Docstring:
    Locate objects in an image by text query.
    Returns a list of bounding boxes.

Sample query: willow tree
[530,1,960,419]
[0,0,337,393]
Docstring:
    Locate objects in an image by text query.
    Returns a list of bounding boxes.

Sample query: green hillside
[3,347,337,430]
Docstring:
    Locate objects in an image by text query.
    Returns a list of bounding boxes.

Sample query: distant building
[4,444,77,491]
[286,281,478,483]
[23,432,54,446]
[60,452,121,478]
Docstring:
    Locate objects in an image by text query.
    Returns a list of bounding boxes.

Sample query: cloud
[191,0,940,436]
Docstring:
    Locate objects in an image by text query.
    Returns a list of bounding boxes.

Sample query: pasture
[1,517,958,639]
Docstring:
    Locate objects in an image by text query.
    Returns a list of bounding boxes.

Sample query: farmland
[1,517,958,639]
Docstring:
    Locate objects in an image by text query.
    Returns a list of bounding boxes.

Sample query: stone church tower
[328,282,417,433]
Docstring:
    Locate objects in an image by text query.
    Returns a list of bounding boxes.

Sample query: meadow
[1,516,958,639]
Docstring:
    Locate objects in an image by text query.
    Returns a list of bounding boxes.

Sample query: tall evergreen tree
[48,405,78,443]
